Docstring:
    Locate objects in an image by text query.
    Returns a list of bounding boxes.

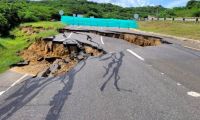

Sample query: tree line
[0,0,200,36]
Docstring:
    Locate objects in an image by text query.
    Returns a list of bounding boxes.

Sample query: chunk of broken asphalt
[77,55,84,60]
[37,67,51,77]
[37,57,44,61]
[45,56,61,63]
[11,60,30,67]
[49,59,61,74]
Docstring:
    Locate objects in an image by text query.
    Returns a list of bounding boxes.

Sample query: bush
[193,10,200,17]
[0,13,8,35]
[0,1,57,36]
[0,13,7,25]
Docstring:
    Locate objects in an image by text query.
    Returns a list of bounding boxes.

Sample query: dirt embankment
[11,39,103,77]
[20,26,52,35]
[123,34,161,46]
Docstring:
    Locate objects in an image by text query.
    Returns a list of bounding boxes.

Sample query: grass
[0,21,65,73]
[138,21,200,40]
[21,21,65,29]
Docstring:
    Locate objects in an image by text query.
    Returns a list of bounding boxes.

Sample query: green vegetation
[138,21,200,40]
[1,0,200,36]
[0,21,65,73]
[0,0,60,36]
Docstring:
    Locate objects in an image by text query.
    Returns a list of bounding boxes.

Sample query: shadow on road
[100,52,132,92]
[0,60,86,120]
[0,76,57,120]
[45,60,86,120]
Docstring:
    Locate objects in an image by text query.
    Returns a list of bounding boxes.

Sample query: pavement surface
[0,26,200,120]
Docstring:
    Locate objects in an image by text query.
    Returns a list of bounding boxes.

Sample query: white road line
[0,74,28,96]
[58,32,73,42]
[67,32,73,39]
[127,49,145,61]
[187,91,200,98]
[183,46,200,51]
[177,83,182,86]
[0,91,5,96]
[101,36,104,45]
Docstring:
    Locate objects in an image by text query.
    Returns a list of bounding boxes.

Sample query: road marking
[183,46,200,51]
[187,91,200,97]
[101,36,104,45]
[67,32,73,39]
[0,91,5,96]
[59,32,73,42]
[0,74,28,96]
[127,49,145,61]
[177,83,182,86]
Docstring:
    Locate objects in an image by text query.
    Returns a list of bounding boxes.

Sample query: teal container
[61,16,138,28]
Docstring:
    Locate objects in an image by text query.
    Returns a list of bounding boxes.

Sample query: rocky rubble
[11,38,104,77]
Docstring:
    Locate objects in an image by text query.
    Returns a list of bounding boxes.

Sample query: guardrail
[145,17,199,23]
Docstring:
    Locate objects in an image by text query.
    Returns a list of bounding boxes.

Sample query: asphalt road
[0,26,200,120]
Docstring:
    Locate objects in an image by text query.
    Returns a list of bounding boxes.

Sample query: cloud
[88,0,149,7]
[165,0,189,8]
[88,0,188,8]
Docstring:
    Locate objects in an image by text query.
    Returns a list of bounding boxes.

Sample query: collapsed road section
[11,34,105,77]
[60,27,171,47]
[11,27,170,78]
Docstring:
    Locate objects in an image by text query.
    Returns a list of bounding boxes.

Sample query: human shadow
[45,60,86,120]
[99,52,132,92]
[0,60,86,120]
[0,76,58,120]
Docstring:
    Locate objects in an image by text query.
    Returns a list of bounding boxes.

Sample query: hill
[0,0,200,36]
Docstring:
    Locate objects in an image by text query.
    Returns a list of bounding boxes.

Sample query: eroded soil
[11,39,104,77]
[20,25,52,35]
[123,34,161,46]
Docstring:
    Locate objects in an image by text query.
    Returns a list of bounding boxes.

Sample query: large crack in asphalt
[60,28,172,47]
[11,34,105,77]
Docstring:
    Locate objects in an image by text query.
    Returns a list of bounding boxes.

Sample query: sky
[87,0,190,8]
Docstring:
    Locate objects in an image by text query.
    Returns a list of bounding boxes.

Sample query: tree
[186,0,200,9]
[193,10,200,17]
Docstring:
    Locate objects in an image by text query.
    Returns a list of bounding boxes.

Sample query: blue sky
[87,0,189,8]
